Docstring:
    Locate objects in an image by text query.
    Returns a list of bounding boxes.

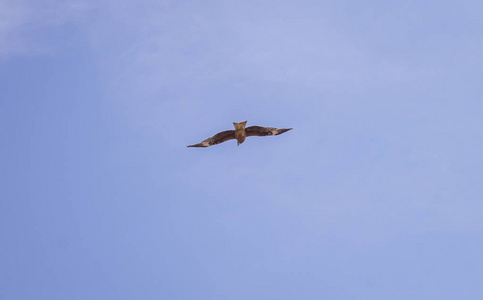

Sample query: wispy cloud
[0,0,34,57]
[88,1,443,94]
[0,0,90,59]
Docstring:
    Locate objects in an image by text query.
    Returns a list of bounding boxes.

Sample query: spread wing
[245,126,292,137]
[187,130,236,147]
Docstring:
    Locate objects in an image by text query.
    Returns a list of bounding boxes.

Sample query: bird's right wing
[187,130,236,147]
[245,126,292,137]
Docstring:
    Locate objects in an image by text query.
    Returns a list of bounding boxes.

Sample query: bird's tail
[233,121,248,131]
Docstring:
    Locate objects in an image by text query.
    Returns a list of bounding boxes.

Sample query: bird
[187,121,292,148]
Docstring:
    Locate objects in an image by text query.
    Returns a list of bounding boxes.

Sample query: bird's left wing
[245,126,292,137]
[187,130,236,147]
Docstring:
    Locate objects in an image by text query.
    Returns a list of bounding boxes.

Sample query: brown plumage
[187,121,292,148]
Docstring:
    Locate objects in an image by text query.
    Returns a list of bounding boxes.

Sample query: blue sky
[1,0,483,299]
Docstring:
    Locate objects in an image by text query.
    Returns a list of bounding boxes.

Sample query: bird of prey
[187,121,292,148]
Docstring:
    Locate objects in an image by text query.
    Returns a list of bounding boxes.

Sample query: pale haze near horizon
[1,0,483,299]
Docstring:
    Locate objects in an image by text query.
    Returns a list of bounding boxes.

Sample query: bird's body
[233,121,247,145]
[187,121,292,148]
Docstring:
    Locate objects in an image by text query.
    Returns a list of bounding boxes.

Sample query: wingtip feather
[187,143,207,148]
[277,128,293,135]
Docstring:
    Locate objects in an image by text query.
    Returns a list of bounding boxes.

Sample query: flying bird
[187,121,292,148]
